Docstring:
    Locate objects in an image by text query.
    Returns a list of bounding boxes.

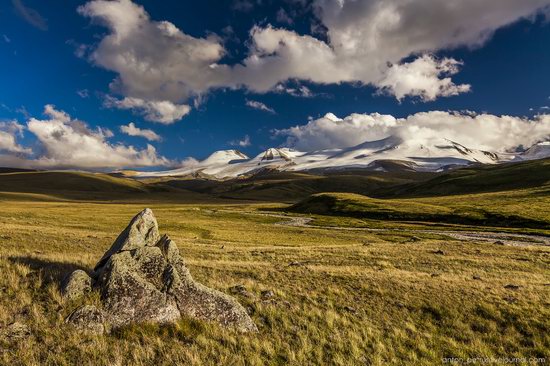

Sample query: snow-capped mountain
[139,139,550,179]
[515,142,550,161]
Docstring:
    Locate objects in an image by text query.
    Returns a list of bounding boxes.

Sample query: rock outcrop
[65,305,106,335]
[61,270,92,301]
[63,208,257,333]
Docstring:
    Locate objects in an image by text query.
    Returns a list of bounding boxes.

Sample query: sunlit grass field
[0,193,549,365]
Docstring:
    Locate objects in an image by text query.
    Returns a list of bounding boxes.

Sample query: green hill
[289,189,550,230]
[159,170,435,202]
[376,158,550,198]
[154,159,550,202]
[0,171,149,193]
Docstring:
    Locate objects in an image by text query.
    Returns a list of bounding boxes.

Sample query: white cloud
[12,0,48,31]
[0,105,171,169]
[104,96,191,124]
[274,84,315,98]
[77,89,90,98]
[78,0,227,104]
[275,111,550,152]
[120,122,161,142]
[376,55,471,102]
[245,99,276,114]
[0,121,31,154]
[229,134,251,147]
[78,0,550,105]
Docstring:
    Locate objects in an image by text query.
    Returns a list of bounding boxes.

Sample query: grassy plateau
[0,160,549,365]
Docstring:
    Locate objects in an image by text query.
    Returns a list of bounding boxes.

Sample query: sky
[0,0,549,170]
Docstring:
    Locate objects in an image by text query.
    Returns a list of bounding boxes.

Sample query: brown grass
[0,199,548,365]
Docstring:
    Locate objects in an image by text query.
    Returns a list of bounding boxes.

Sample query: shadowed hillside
[155,170,436,202]
[289,190,550,230]
[0,171,148,193]
[375,158,550,198]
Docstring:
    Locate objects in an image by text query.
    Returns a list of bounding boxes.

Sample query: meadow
[0,187,549,365]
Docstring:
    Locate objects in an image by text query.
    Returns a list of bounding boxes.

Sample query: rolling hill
[289,190,550,230]
[375,158,550,198]
[0,171,148,193]
[285,158,550,230]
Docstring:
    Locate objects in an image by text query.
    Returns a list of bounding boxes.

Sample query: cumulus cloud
[229,134,251,147]
[78,0,227,104]
[376,56,471,102]
[120,122,161,142]
[104,96,191,124]
[0,120,31,154]
[275,111,550,152]
[245,99,276,114]
[0,105,171,169]
[78,0,549,105]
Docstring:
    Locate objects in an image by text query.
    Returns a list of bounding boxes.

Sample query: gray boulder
[65,305,106,335]
[158,236,257,332]
[61,270,92,301]
[94,208,160,271]
[65,208,256,333]
[96,246,181,327]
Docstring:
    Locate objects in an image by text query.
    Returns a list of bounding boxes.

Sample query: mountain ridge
[140,138,549,179]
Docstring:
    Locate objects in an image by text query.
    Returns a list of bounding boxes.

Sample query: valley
[0,158,549,365]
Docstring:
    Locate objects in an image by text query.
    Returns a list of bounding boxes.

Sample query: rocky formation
[61,270,92,301]
[65,305,106,335]
[62,208,256,333]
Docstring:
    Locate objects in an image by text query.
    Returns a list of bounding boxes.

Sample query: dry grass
[0,199,549,365]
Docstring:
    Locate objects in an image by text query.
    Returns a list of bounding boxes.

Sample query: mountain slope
[0,171,149,193]
[376,158,550,198]
[143,137,548,179]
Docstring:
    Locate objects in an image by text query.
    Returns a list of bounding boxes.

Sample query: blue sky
[0,0,549,169]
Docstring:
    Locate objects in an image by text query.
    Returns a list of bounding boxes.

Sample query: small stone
[61,270,92,301]
[229,284,251,297]
[65,305,106,335]
[494,240,505,245]
[344,306,357,313]
[246,305,256,315]
[472,275,482,280]
[433,249,445,255]
[261,290,275,300]
[504,284,520,290]
[3,322,31,340]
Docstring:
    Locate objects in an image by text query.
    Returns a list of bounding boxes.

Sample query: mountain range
[139,138,550,179]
